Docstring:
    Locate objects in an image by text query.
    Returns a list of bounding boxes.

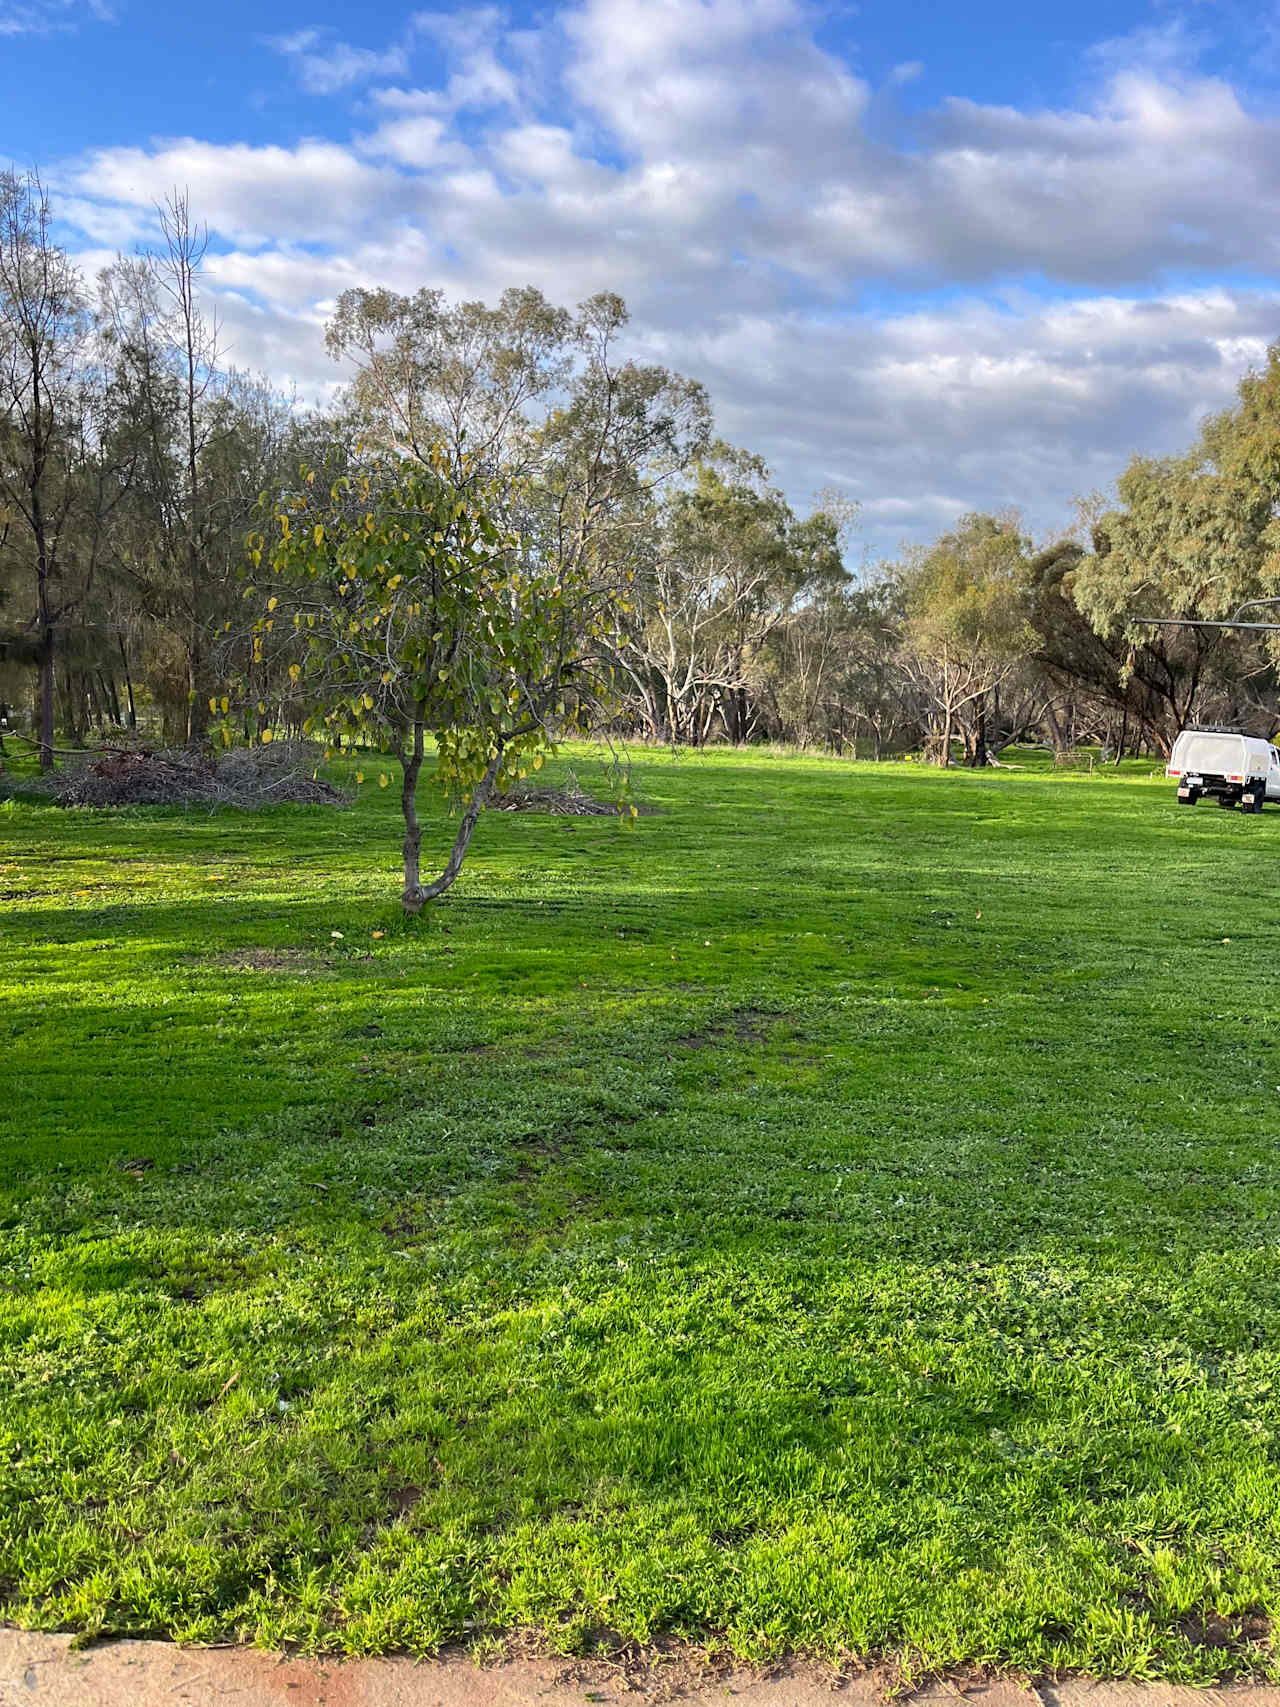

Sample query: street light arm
[1230,597,1280,623]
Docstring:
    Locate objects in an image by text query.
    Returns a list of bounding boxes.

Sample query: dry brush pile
[8,740,349,809]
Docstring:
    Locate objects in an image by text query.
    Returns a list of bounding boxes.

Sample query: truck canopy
[1169,731,1271,775]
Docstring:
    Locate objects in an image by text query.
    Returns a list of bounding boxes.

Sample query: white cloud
[676,290,1275,549]
[61,138,405,248]
[46,0,1280,551]
[266,27,410,95]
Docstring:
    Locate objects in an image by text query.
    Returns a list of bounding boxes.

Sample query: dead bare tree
[154,190,223,743]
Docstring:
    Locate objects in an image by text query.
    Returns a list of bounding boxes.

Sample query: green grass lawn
[4,745,1280,1681]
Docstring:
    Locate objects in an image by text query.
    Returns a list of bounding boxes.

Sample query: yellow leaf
[208,697,218,713]
[378,773,389,788]
[313,524,324,546]
[289,664,301,683]
[220,697,229,714]
[267,596,277,612]
[355,770,364,783]
[262,728,273,744]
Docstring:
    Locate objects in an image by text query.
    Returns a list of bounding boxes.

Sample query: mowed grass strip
[3,748,1280,1680]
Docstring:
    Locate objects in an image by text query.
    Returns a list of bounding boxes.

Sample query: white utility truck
[1167,728,1280,812]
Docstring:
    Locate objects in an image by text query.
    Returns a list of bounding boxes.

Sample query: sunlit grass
[3,746,1280,1679]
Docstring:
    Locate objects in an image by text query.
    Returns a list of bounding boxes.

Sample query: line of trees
[6,166,1280,778]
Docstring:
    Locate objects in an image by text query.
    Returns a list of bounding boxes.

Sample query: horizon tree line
[5,166,1280,776]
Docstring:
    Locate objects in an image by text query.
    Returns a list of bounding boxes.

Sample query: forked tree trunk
[399,723,505,912]
[938,705,953,768]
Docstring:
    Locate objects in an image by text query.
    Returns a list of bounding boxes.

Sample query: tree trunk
[33,469,55,769]
[117,634,137,729]
[1044,699,1068,762]
[400,729,505,912]
[36,637,54,771]
[186,637,206,744]
[939,706,952,768]
[970,695,988,768]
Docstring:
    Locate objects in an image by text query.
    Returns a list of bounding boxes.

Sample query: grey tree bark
[399,726,505,912]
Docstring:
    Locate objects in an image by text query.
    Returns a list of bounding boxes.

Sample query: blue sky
[5,0,1280,553]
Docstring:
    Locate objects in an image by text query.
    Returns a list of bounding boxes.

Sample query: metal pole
[1133,596,1280,634]
[1133,618,1280,633]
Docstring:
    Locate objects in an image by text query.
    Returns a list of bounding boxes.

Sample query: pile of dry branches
[490,771,630,816]
[15,740,349,810]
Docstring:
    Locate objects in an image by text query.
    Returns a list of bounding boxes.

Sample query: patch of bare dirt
[670,1006,783,1051]
[202,948,323,973]
[1177,1609,1271,1653]
[387,1485,423,1518]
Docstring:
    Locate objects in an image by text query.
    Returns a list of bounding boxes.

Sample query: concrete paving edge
[4,1630,1280,1707]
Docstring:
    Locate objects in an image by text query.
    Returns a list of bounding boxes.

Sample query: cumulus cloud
[46,0,1280,551]
[63,138,408,248]
[673,290,1275,549]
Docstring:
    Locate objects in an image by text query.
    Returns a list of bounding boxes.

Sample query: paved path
[4,1633,1280,1707]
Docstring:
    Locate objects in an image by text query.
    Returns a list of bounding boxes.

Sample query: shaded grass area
[4,748,1280,1679]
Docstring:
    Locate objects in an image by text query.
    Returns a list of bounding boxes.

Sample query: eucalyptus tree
[1068,349,1280,750]
[810,573,913,759]
[619,445,847,744]
[327,285,710,757]
[897,513,1036,767]
[324,283,572,487]
[327,284,709,548]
